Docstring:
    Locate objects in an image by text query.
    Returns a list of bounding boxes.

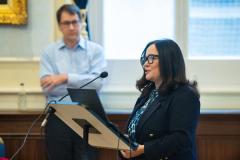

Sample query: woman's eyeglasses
[140,54,159,66]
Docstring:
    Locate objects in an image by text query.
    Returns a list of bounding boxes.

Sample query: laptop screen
[67,88,109,123]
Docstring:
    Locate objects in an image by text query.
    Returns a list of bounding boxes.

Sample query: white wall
[0,0,55,58]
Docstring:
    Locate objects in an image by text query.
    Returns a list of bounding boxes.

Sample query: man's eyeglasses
[140,54,159,66]
[60,20,80,27]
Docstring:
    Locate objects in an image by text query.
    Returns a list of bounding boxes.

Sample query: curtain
[74,0,90,39]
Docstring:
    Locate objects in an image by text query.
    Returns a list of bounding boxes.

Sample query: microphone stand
[58,75,101,102]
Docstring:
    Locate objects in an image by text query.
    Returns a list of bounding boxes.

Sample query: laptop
[67,88,109,122]
[67,88,138,150]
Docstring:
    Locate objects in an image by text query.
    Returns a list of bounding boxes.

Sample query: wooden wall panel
[0,111,240,160]
[197,136,240,160]
[196,113,240,160]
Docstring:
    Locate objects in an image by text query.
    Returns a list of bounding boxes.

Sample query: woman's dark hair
[136,39,199,97]
[56,4,81,24]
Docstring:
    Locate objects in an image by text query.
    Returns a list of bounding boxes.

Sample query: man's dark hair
[136,39,199,97]
[56,4,81,24]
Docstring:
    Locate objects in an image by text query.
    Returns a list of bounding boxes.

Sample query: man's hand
[120,145,144,159]
[40,74,67,91]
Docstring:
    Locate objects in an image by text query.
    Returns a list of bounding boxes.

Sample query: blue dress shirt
[39,37,107,102]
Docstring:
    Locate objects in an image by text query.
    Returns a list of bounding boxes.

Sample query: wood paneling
[0,111,240,160]
[0,111,47,160]
[196,113,240,160]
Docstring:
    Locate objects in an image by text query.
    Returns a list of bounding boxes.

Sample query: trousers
[45,114,98,160]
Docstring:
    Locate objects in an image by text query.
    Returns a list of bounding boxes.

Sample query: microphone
[41,71,108,127]
[99,71,108,78]
[40,106,56,127]
[58,71,108,101]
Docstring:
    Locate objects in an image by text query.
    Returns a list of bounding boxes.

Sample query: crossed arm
[40,74,68,92]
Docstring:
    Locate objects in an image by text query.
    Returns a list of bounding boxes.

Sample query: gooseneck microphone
[58,71,108,101]
[41,71,108,127]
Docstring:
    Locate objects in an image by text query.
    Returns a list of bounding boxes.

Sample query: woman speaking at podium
[120,39,200,160]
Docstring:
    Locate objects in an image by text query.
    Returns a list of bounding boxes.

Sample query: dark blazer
[126,85,200,160]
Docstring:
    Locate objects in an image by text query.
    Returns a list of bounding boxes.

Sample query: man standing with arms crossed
[39,4,107,160]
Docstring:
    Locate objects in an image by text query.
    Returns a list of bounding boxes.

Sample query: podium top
[50,103,138,150]
[54,88,139,150]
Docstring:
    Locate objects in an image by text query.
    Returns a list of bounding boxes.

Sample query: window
[188,0,240,59]
[103,0,175,59]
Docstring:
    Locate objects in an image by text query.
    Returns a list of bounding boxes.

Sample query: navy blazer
[126,85,200,160]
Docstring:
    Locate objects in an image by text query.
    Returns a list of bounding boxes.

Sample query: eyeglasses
[60,20,80,27]
[140,54,159,66]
